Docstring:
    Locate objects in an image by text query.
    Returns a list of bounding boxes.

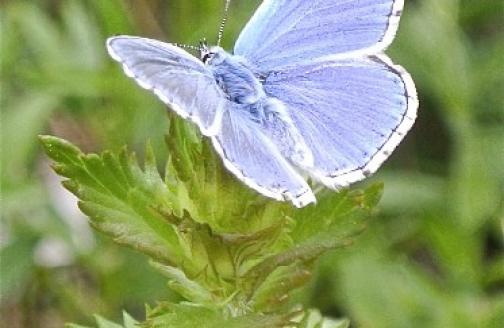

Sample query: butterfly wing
[108,36,314,206]
[107,36,227,135]
[234,0,404,71]
[263,55,418,187]
[212,106,315,207]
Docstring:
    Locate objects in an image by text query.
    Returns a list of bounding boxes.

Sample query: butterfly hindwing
[212,106,315,207]
[107,36,227,135]
[234,0,404,71]
[263,55,418,187]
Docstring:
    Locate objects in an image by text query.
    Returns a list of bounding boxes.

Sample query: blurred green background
[1,0,503,327]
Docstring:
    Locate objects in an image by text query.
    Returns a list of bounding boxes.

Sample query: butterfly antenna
[173,42,199,51]
[217,0,231,46]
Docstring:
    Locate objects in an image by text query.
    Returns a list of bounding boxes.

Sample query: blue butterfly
[106,0,418,208]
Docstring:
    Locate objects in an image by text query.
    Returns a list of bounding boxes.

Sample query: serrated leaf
[40,132,294,301]
[39,135,184,267]
[245,236,353,302]
[245,184,383,303]
[66,312,138,328]
[122,312,139,328]
[291,183,383,244]
[65,311,138,328]
[144,302,290,328]
[95,315,124,328]
[245,184,382,304]
[150,262,215,306]
[251,264,312,312]
[163,115,291,234]
[42,119,384,321]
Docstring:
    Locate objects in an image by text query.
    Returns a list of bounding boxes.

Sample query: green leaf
[150,262,215,306]
[39,135,183,267]
[41,118,384,322]
[144,302,291,328]
[122,312,139,328]
[251,264,312,311]
[66,324,93,328]
[94,315,125,328]
[245,237,352,301]
[297,309,349,328]
[246,184,383,308]
[39,129,293,303]
[291,183,383,244]
[65,312,138,328]
[162,116,291,234]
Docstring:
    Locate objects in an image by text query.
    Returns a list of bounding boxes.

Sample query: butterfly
[106,0,418,208]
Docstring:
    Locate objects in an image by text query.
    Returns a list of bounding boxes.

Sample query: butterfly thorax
[206,47,265,105]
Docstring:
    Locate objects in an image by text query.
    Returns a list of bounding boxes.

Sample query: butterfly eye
[202,52,215,64]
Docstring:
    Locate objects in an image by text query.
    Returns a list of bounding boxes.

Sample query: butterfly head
[199,39,225,65]
[199,39,213,63]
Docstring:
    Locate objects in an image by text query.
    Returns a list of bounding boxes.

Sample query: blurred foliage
[1,0,503,327]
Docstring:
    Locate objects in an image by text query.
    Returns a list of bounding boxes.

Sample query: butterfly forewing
[107,36,227,135]
[234,0,404,71]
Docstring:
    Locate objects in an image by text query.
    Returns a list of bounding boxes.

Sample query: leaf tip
[38,135,83,162]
